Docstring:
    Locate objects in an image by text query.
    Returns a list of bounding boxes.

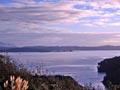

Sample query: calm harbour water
[2,51,120,90]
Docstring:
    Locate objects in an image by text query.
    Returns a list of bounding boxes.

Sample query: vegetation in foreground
[4,76,29,90]
[0,54,84,90]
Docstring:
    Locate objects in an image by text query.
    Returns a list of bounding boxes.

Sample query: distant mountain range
[0,42,15,52]
[1,45,120,52]
[0,42,14,48]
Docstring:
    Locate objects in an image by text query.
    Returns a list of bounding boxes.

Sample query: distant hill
[0,42,15,51]
[0,42,14,47]
[1,45,120,52]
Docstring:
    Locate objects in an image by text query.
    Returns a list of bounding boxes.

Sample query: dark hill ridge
[98,56,120,89]
[1,45,120,52]
[0,55,84,90]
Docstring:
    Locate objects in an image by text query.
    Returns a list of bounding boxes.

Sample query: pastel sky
[0,0,120,46]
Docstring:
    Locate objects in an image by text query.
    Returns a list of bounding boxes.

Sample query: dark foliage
[98,56,120,89]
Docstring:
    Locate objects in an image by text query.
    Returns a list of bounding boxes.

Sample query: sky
[0,0,120,46]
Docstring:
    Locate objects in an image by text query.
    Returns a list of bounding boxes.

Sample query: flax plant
[4,75,29,90]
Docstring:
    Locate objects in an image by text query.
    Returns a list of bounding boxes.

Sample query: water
[3,51,120,90]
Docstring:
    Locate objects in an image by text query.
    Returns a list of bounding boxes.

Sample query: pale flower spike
[4,75,29,90]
